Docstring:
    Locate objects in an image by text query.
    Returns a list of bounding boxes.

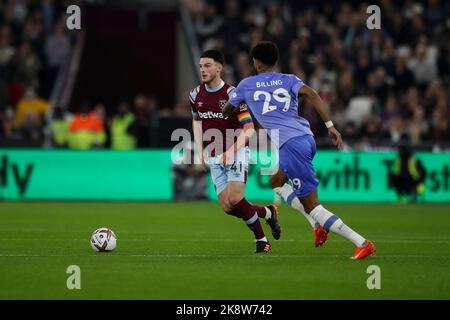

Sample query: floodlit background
[0,0,449,150]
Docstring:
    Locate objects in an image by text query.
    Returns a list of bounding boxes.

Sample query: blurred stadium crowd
[183,0,450,150]
[0,0,76,147]
[0,0,190,149]
[0,0,449,151]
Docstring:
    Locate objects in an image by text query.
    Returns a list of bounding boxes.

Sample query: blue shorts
[279,135,319,198]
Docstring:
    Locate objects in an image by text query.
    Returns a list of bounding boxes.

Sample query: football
[90,227,117,252]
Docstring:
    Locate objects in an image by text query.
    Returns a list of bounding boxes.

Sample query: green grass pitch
[0,202,449,299]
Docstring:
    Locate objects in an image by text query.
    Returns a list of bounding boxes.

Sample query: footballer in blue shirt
[223,41,375,259]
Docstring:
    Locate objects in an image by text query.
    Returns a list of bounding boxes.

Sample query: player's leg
[228,148,281,239]
[248,198,281,240]
[211,156,271,222]
[209,163,240,217]
[225,147,278,252]
[210,161,269,253]
[218,186,272,222]
[300,190,366,247]
[300,190,375,259]
[210,163,270,252]
[270,170,327,247]
[227,181,271,252]
[218,189,240,218]
[270,170,317,228]
[280,135,375,258]
[245,179,281,240]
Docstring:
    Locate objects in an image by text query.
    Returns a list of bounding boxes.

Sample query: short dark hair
[250,41,279,66]
[200,50,225,65]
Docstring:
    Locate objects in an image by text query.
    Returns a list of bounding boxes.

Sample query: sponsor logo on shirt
[198,110,224,119]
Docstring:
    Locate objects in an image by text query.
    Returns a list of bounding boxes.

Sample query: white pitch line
[0,238,297,242]
[0,253,447,259]
[1,238,450,244]
[380,235,450,240]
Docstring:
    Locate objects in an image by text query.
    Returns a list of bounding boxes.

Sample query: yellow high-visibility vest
[68,130,105,150]
[51,119,70,146]
[394,157,421,180]
[111,113,136,150]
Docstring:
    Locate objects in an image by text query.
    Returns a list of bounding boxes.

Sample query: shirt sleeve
[188,87,199,119]
[190,103,198,119]
[291,75,305,96]
[228,81,245,107]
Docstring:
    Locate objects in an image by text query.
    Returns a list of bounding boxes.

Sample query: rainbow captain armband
[237,111,252,124]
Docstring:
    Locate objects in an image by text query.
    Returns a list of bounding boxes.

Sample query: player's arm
[222,101,236,119]
[220,84,252,164]
[299,85,343,150]
[223,81,245,118]
[192,117,206,171]
[220,120,255,165]
[189,87,206,171]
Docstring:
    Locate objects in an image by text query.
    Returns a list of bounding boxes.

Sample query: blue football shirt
[229,72,313,147]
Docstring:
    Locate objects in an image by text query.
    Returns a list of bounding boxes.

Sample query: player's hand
[328,126,343,150]
[198,151,207,172]
[220,150,234,165]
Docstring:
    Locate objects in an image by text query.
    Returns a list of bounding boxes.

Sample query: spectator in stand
[353,49,371,93]
[194,2,223,42]
[21,110,43,145]
[94,103,110,148]
[408,41,438,88]
[368,66,393,106]
[0,77,8,111]
[110,101,136,150]
[50,105,71,148]
[381,95,402,124]
[0,1,76,146]
[0,26,16,70]
[184,0,449,149]
[68,103,106,150]
[0,77,13,139]
[14,87,48,129]
[387,117,410,144]
[360,114,382,142]
[43,18,71,98]
[432,117,450,145]
[342,121,359,147]
[409,107,429,145]
[401,87,422,119]
[220,0,246,61]
[7,41,41,90]
[424,80,446,116]
[392,53,415,95]
[128,94,156,148]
